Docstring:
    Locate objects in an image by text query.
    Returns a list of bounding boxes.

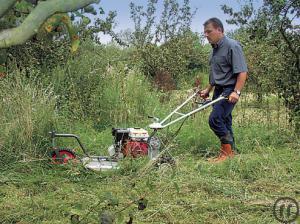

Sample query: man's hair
[203,17,224,32]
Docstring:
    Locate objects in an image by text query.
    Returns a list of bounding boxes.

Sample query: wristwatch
[234,90,241,96]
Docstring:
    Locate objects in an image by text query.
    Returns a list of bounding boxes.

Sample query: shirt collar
[211,36,225,49]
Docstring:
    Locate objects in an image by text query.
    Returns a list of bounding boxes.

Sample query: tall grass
[0,42,168,163]
[39,41,166,131]
[0,73,57,164]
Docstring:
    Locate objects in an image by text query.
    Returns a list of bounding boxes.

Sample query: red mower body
[112,127,150,158]
[123,140,149,157]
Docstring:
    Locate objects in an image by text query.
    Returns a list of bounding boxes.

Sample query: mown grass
[0,143,298,223]
[0,86,299,223]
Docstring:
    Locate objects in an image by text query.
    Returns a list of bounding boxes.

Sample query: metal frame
[149,92,226,129]
[49,131,89,156]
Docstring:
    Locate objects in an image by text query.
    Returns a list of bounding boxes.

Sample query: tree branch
[0,0,99,48]
[279,28,300,73]
[279,1,300,73]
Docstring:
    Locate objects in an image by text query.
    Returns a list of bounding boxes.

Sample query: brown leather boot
[208,143,234,163]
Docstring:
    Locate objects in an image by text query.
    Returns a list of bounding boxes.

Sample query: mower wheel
[50,148,76,164]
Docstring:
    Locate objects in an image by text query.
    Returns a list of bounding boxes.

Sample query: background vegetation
[0,0,299,223]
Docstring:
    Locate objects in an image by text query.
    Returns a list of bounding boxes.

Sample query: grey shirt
[209,36,248,86]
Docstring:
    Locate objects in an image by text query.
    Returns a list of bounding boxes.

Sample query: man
[200,17,248,163]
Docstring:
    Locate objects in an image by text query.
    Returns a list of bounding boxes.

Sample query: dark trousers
[209,85,235,143]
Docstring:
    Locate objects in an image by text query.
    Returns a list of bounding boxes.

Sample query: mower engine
[110,127,150,158]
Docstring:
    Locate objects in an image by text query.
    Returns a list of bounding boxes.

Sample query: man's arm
[229,72,248,103]
[234,72,247,92]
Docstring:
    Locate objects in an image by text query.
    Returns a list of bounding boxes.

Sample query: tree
[123,0,207,90]
[129,0,197,47]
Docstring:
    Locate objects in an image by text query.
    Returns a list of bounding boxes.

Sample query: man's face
[204,23,223,44]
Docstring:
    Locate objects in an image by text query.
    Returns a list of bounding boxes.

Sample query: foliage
[0,1,70,72]
[222,0,300,133]
[132,31,208,81]
[0,0,117,75]
[129,0,197,46]
[227,29,283,101]
[37,40,164,130]
[41,13,81,53]
[120,0,208,89]
[0,0,100,48]
[74,10,118,44]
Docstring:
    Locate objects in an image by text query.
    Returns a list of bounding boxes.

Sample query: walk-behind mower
[49,90,227,171]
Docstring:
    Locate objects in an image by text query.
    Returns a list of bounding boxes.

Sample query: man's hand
[199,88,210,99]
[228,91,240,103]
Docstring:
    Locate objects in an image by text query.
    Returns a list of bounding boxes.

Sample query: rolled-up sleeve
[230,44,248,74]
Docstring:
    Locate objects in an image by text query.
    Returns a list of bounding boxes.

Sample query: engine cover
[123,140,148,158]
[128,128,149,140]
